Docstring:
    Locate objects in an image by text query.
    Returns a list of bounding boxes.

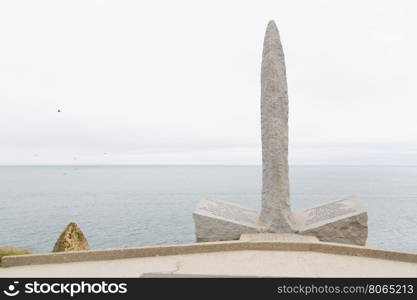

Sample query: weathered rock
[258,20,296,233]
[52,222,90,252]
[193,198,258,242]
[293,196,368,246]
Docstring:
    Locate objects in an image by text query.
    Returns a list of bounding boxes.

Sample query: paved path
[1,250,417,277]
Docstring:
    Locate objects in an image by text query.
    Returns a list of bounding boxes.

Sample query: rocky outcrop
[52,222,90,252]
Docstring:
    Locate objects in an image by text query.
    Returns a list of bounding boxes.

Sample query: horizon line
[1,164,417,167]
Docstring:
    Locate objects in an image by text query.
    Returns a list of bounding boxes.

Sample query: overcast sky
[1,0,416,165]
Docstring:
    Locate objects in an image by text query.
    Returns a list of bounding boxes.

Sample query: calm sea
[1,166,416,253]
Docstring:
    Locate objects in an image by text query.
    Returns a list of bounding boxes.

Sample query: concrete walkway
[2,235,417,277]
[1,250,417,277]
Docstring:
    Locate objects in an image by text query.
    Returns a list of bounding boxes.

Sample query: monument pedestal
[240,233,319,243]
[193,196,368,246]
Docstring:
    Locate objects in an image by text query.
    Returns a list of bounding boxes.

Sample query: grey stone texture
[294,196,368,246]
[258,20,296,233]
[193,198,258,242]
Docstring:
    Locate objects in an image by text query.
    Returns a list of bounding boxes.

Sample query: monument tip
[266,20,279,34]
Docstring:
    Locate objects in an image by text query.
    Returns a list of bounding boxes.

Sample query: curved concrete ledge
[2,240,417,268]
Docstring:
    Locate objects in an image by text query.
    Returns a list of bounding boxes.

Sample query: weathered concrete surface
[294,196,368,246]
[3,239,417,269]
[193,198,258,242]
[1,249,417,278]
[52,222,89,252]
[240,233,319,243]
[258,20,296,233]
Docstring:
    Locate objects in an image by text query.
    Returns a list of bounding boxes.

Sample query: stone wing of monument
[293,196,368,245]
[193,198,258,242]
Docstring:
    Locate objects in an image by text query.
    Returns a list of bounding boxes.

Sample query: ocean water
[0,166,416,253]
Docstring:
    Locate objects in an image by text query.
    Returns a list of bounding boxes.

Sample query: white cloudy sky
[1,0,416,165]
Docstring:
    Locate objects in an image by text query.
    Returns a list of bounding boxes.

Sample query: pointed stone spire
[258,20,296,233]
[52,222,90,252]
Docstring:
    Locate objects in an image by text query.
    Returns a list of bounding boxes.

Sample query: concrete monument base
[193,196,368,246]
[239,233,320,243]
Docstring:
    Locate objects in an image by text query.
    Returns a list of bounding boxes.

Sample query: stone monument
[258,20,296,233]
[193,20,368,246]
